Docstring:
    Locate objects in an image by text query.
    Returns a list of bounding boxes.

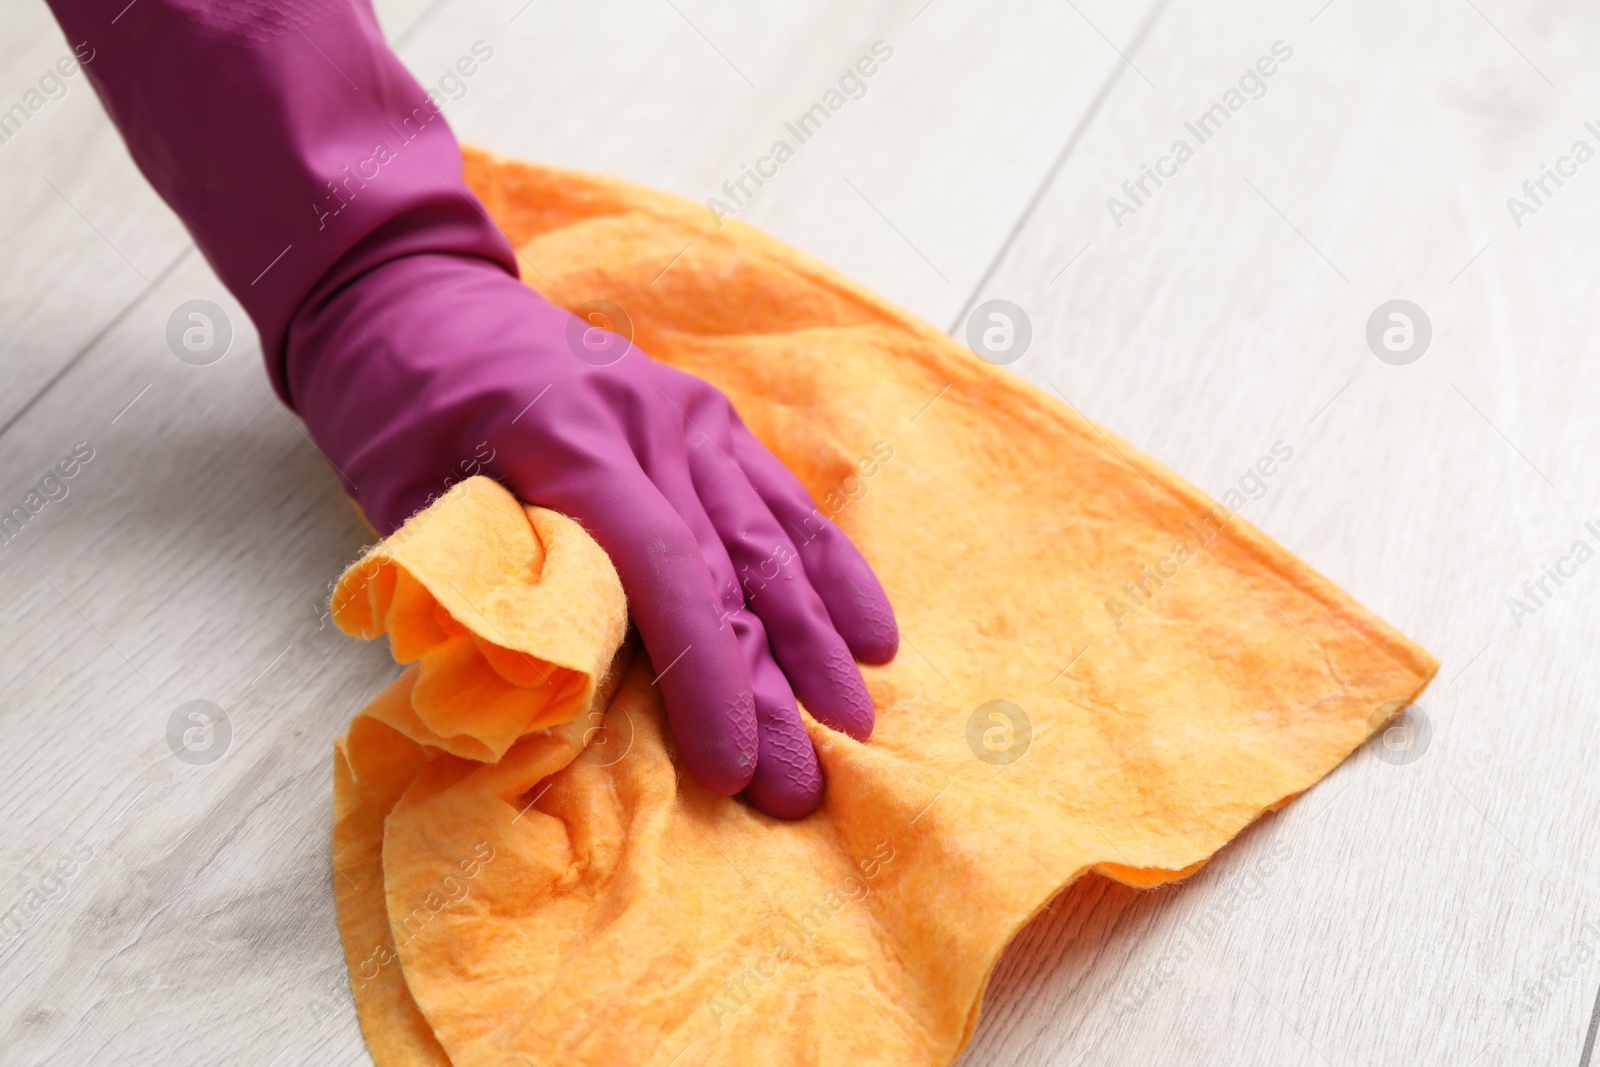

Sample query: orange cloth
[329,147,1437,1067]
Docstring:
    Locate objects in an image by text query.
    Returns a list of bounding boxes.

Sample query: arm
[49,0,898,817]
[49,0,514,398]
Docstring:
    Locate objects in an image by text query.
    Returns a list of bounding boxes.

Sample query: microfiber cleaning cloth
[328,147,1437,1067]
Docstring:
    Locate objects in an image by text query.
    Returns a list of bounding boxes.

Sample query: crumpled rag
[328,146,1438,1067]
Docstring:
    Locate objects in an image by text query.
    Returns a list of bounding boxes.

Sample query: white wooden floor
[2,0,1597,1063]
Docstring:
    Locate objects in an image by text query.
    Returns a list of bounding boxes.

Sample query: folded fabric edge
[332,644,637,1067]
[332,702,452,1067]
[943,656,1434,1061]
[329,479,631,755]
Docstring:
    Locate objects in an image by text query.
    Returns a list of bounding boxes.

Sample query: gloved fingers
[626,395,748,635]
[678,402,875,740]
[569,472,758,796]
[729,421,899,666]
[627,409,825,813]
[732,612,824,818]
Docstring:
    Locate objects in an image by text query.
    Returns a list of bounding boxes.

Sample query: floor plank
[399,0,1161,328]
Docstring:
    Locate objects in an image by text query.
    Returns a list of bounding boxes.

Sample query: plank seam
[0,249,192,444]
[945,0,1174,338]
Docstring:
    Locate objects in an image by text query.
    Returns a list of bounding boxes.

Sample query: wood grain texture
[2,0,1591,1065]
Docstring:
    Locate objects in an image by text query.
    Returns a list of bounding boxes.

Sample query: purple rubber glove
[48,0,898,816]
[296,255,899,814]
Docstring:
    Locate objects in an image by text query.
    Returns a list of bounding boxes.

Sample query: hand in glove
[49,0,897,815]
